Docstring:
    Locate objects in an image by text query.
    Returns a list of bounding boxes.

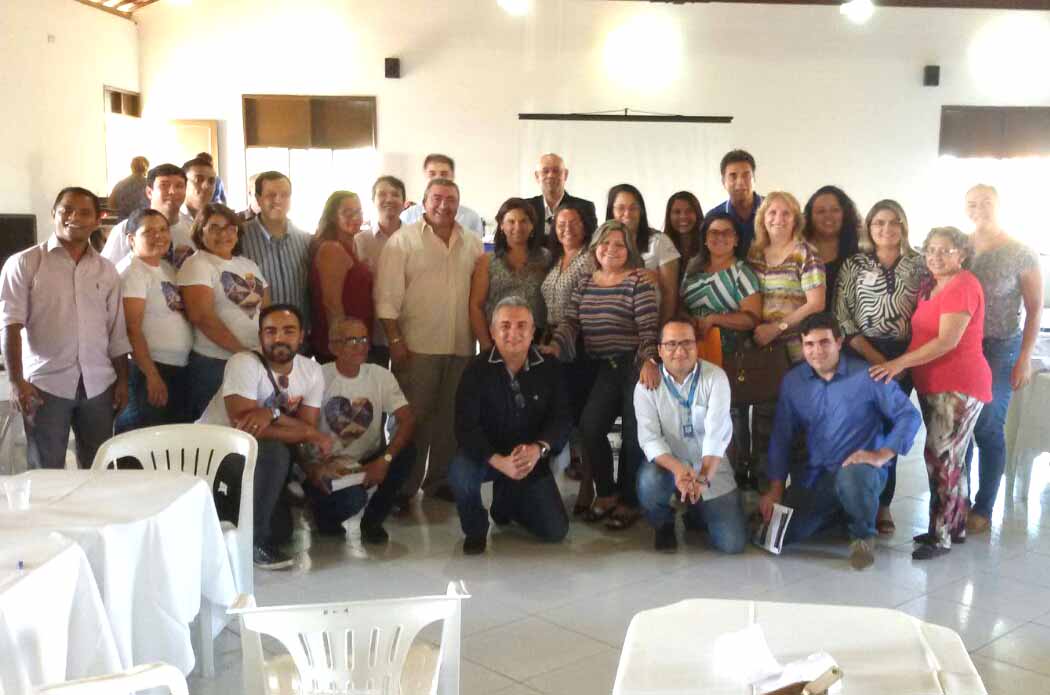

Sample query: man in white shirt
[197,304,333,569]
[376,178,483,504]
[400,154,484,237]
[634,319,747,553]
[101,164,195,266]
[355,175,406,365]
[303,318,416,543]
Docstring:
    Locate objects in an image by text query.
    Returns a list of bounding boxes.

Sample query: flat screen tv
[0,214,37,270]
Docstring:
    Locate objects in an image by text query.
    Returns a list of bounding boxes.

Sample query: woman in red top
[870,227,990,560]
[308,191,374,362]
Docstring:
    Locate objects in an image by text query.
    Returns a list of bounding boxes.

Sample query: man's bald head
[535,153,568,200]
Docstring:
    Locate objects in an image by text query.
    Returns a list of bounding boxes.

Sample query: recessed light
[840,0,875,24]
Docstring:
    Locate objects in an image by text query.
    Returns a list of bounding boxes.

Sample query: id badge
[682,422,694,438]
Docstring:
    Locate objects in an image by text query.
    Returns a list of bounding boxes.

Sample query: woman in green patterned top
[680,211,762,357]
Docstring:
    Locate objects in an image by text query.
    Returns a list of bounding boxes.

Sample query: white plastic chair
[92,423,258,677]
[35,662,188,695]
[229,581,470,695]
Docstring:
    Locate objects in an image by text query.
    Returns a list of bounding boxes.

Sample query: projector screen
[517,118,738,228]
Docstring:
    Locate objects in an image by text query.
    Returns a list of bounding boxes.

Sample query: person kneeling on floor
[759,312,921,571]
[450,296,571,555]
[302,317,416,545]
[635,318,747,554]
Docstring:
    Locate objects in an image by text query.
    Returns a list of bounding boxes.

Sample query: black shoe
[316,524,347,538]
[253,543,294,570]
[654,523,678,552]
[430,485,456,503]
[360,523,389,545]
[913,531,965,545]
[912,543,951,560]
[463,535,487,555]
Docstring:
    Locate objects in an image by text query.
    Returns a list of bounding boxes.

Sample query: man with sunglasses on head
[197,304,333,570]
[635,318,747,554]
[449,296,571,555]
[302,318,416,544]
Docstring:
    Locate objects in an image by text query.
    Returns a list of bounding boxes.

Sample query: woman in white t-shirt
[115,209,195,432]
[606,183,680,322]
[178,203,271,419]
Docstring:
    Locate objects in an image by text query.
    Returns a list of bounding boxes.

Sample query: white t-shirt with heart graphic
[318,362,408,461]
[119,256,194,367]
[177,250,269,359]
[197,351,324,427]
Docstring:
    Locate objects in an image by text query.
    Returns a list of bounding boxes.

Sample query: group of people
[1,147,1041,572]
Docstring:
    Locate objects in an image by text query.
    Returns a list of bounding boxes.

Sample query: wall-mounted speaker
[923,65,940,87]
[385,57,401,79]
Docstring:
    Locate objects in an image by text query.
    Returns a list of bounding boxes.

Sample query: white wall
[134,0,1050,237]
[0,0,139,237]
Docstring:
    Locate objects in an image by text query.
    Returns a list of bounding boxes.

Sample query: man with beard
[198,304,333,569]
[102,164,195,266]
[303,318,415,542]
[450,297,570,555]
[0,187,131,469]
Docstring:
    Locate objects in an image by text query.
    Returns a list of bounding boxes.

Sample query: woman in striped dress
[835,199,926,534]
[747,192,826,490]
[543,221,660,530]
[680,212,763,487]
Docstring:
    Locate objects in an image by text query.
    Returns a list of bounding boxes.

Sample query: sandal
[582,503,614,523]
[876,507,895,536]
[605,506,642,531]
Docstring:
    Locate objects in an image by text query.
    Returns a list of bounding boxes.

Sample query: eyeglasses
[331,336,370,347]
[203,223,237,235]
[660,340,697,352]
[871,219,903,229]
[612,204,641,215]
[925,247,960,257]
[509,377,526,409]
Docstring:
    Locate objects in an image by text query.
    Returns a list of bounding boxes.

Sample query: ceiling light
[498,0,530,16]
[840,0,875,24]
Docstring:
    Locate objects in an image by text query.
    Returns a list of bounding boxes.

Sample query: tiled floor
[190,442,1050,695]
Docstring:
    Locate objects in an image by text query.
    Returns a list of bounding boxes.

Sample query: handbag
[723,340,792,406]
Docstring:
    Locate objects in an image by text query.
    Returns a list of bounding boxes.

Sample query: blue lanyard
[662,365,700,413]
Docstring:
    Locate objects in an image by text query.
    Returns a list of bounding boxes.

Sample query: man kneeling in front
[635,318,747,554]
[759,312,921,570]
[450,296,570,555]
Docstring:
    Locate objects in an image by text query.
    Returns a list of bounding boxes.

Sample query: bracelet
[390,337,403,345]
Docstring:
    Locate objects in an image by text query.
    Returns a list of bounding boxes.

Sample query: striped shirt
[835,251,926,341]
[748,240,825,362]
[240,217,312,319]
[553,274,658,362]
[681,259,761,353]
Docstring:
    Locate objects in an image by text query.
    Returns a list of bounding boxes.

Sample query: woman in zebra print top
[834,198,927,533]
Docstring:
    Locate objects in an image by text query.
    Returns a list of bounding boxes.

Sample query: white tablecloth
[0,532,121,695]
[613,599,986,695]
[0,470,237,675]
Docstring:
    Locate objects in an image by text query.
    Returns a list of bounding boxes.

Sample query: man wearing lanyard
[635,318,746,553]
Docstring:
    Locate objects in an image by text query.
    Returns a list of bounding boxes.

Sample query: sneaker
[848,538,875,571]
[463,535,487,555]
[966,513,991,534]
[360,523,389,545]
[654,522,678,552]
[912,543,950,560]
[254,543,294,570]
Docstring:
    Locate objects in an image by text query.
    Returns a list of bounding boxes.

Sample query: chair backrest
[92,424,258,592]
[231,581,469,695]
[35,662,188,695]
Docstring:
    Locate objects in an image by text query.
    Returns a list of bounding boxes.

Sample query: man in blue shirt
[704,149,762,258]
[759,313,920,570]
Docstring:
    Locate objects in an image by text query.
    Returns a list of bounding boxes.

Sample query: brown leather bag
[723,340,792,406]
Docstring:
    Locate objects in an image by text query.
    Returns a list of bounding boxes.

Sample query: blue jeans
[304,444,415,532]
[24,380,114,470]
[186,351,228,421]
[115,361,190,433]
[966,334,1021,518]
[636,461,747,553]
[448,452,569,542]
[782,464,888,543]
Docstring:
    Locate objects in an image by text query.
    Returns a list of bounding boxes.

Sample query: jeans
[115,361,190,433]
[304,444,415,531]
[636,461,747,553]
[863,337,914,509]
[579,353,643,505]
[187,351,228,421]
[782,464,888,543]
[448,452,569,542]
[254,439,293,547]
[24,380,114,470]
[966,334,1021,518]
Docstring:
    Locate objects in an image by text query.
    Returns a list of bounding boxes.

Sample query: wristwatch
[382,452,393,463]
[536,441,551,458]
[270,407,281,423]
[777,321,789,333]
